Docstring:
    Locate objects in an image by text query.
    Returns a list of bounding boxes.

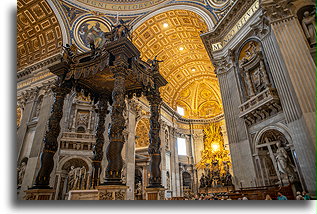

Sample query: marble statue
[275,141,297,182]
[224,172,233,186]
[136,181,142,195]
[67,166,76,191]
[199,173,206,188]
[302,11,316,46]
[166,171,171,190]
[17,162,26,186]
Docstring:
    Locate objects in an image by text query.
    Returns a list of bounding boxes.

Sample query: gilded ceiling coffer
[33,80,71,188]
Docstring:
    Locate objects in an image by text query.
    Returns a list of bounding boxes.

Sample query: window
[177,137,187,155]
[177,106,185,116]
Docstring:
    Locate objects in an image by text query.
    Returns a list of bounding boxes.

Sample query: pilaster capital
[193,133,204,141]
[261,0,295,24]
[128,98,142,114]
[250,13,271,39]
[41,80,56,96]
[212,49,235,76]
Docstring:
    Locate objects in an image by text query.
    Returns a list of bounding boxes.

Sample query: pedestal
[145,187,165,200]
[24,189,55,200]
[67,190,98,200]
[97,185,129,200]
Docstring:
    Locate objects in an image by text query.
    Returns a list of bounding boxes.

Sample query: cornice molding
[261,0,295,24]
[17,54,62,80]
[201,0,256,46]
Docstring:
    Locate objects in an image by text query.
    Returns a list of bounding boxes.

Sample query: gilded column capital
[261,0,295,24]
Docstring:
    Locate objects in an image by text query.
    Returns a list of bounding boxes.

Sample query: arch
[76,126,86,133]
[293,1,315,18]
[235,38,275,102]
[253,123,293,155]
[132,5,216,31]
[57,155,92,172]
[182,171,192,188]
[47,0,70,44]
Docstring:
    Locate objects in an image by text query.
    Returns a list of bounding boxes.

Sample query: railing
[239,88,279,115]
[238,88,281,126]
[60,132,95,150]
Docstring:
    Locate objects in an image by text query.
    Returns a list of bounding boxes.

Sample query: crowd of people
[168,191,312,200]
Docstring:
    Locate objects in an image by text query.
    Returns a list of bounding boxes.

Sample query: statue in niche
[275,141,297,183]
[136,181,142,195]
[67,166,77,191]
[67,166,75,191]
[224,171,233,186]
[17,161,27,186]
[251,68,266,93]
[199,173,206,188]
[166,171,171,190]
[165,129,169,150]
[302,11,316,46]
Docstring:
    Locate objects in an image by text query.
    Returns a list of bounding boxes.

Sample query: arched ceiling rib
[17,0,63,70]
[132,9,222,119]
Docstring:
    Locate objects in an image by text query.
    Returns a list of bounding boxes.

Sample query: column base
[145,187,165,200]
[24,189,55,200]
[97,185,129,200]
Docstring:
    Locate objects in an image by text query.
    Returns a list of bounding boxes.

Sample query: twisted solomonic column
[33,83,71,188]
[146,87,164,188]
[104,64,127,185]
[92,97,108,187]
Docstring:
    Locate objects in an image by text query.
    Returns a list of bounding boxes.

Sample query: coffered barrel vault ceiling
[17,0,63,70]
[132,10,222,119]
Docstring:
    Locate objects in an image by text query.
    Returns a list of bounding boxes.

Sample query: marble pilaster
[260,1,316,194]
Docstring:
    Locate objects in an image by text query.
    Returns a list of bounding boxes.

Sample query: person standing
[302,191,311,200]
[265,194,272,200]
[296,191,304,200]
[277,192,287,200]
